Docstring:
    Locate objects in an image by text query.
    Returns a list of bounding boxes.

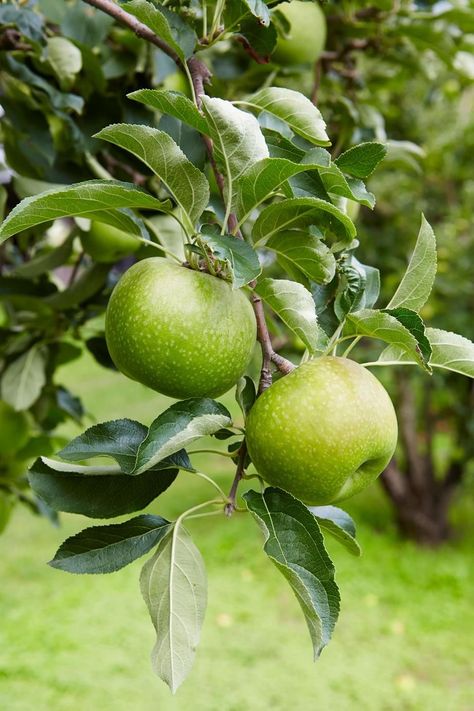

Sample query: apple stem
[225,443,248,517]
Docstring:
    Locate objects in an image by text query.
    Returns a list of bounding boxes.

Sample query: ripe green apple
[246,357,398,505]
[0,401,29,455]
[273,1,327,66]
[105,258,257,399]
[80,221,141,263]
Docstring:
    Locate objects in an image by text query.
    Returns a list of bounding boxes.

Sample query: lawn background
[1,354,473,711]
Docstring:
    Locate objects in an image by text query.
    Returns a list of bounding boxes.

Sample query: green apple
[105,258,257,399]
[80,221,141,263]
[273,1,327,66]
[246,356,397,505]
[0,401,29,456]
[162,71,191,97]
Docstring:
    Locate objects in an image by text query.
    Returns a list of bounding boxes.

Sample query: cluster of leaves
[2,0,474,693]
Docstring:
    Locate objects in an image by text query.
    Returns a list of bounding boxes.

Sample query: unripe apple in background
[80,221,141,263]
[162,71,191,97]
[0,401,29,455]
[246,357,398,505]
[273,1,327,66]
[105,258,257,399]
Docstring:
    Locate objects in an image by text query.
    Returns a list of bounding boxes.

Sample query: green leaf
[387,215,437,312]
[334,264,367,321]
[347,309,427,369]
[12,236,74,278]
[198,230,261,288]
[334,142,387,179]
[46,36,82,90]
[266,231,336,285]
[308,506,361,557]
[351,257,380,310]
[234,157,330,224]
[317,163,375,208]
[245,488,340,658]
[236,376,256,417]
[59,418,192,474]
[0,180,169,242]
[94,124,209,230]
[49,515,171,574]
[201,97,268,214]
[45,263,109,311]
[240,0,270,25]
[255,278,321,353]
[28,457,178,519]
[140,526,207,693]
[1,346,46,410]
[252,197,356,246]
[128,89,208,133]
[384,308,432,364]
[134,399,232,475]
[122,0,197,62]
[243,88,330,146]
[378,328,474,378]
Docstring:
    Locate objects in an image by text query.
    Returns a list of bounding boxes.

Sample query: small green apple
[0,401,29,456]
[246,356,398,505]
[105,258,257,399]
[273,1,327,66]
[162,71,191,97]
[80,221,141,263]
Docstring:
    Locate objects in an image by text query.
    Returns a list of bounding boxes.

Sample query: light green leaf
[140,526,207,693]
[1,346,46,410]
[255,278,322,353]
[266,231,336,285]
[234,157,329,224]
[122,0,196,62]
[46,36,82,90]
[317,163,375,208]
[94,124,209,230]
[378,328,474,378]
[12,236,74,278]
[245,488,340,658]
[252,197,356,246]
[49,515,171,574]
[128,89,208,134]
[242,88,330,146]
[334,142,387,179]
[0,180,168,242]
[308,506,361,557]
[134,399,232,475]
[199,230,261,288]
[387,215,437,312]
[348,309,427,369]
[201,97,268,219]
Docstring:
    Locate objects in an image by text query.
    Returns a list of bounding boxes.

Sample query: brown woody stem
[82,0,295,515]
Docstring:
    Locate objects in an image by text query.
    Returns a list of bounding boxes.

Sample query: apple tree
[1,0,473,693]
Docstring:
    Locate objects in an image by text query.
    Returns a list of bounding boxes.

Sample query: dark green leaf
[384,308,432,364]
[245,488,340,658]
[12,236,74,278]
[49,515,171,574]
[235,376,256,417]
[122,0,197,62]
[335,142,387,179]
[128,89,208,134]
[28,457,178,519]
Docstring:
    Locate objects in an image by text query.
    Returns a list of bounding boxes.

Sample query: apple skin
[0,401,29,455]
[105,258,257,399]
[162,71,191,97]
[80,222,141,263]
[273,1,327,66]
[246,357,398,505]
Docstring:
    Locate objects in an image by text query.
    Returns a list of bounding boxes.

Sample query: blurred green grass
[1,354,473,711]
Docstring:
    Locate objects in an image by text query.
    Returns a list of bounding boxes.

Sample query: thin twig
[82,0,181,64]
[225,443,248,516]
